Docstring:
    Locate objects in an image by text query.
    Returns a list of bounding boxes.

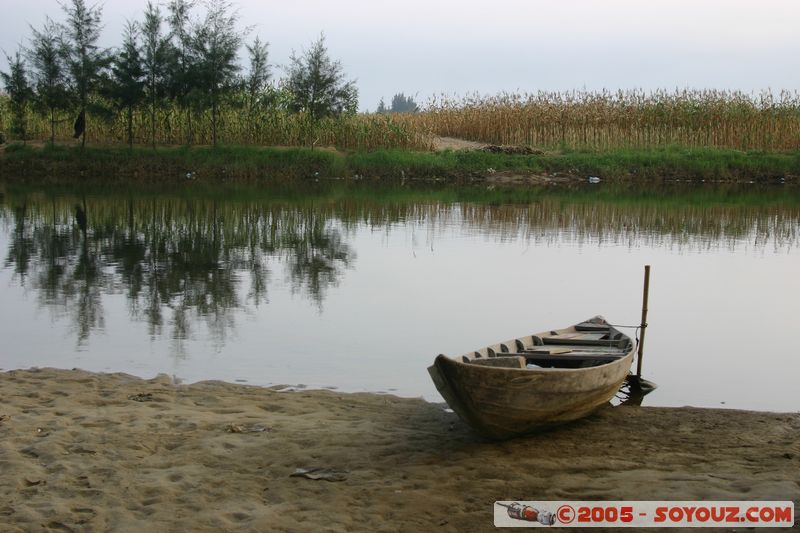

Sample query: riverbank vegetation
[4,84,800,154]
[2,143,799,184]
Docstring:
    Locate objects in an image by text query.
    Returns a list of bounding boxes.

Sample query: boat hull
[428,320,635,439]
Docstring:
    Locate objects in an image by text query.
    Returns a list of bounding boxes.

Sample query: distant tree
[390,92,419,113]
[0,49,34,143]
[376,97,387,114]
[60,0,109,147]
[245,36,270,106]
[244,36,271,141]
[285,34,357,146]
[190,0,244,147]
[106,21,145,148]
[27,19,72,144]
[166,0,198,144]
[141,1,171,149]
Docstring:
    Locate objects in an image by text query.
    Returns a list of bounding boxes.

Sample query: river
[1,183,798,411]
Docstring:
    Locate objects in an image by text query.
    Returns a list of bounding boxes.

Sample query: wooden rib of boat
[427,316,635,439]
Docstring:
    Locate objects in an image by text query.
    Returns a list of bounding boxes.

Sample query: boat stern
[428,355,489,434]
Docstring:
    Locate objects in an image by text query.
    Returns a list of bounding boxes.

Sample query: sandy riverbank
[1,368,798,531]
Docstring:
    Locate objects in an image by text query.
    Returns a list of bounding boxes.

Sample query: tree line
[376,93,419,114]
[1,0,358,148]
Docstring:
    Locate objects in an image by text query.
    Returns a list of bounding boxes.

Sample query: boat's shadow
[400,400,625,451]
[394,371,658,454]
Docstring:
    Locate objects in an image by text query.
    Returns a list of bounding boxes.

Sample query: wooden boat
[428,316,635,439]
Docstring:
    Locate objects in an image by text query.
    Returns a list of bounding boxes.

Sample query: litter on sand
[127,393,154,402]
[290,467,349,482]
[225,423,270,434]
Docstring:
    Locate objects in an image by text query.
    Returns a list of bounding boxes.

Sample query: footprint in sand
[167,472,184,483]
[227,511,251,523]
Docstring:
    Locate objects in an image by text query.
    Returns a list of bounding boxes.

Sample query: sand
[1,368,798,532]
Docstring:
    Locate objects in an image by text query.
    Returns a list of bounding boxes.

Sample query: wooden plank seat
[523,354,623,364]
[541,331,624,347]
[521,346,629,355]
[470,352,627,367]
[500,352,626,361]
[521,347,574,355]
[574,322,612,332]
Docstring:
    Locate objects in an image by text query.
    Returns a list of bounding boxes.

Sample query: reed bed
[401,89,800,151]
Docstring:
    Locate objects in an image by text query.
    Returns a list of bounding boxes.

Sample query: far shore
[1,140,798,186]
[1,367,798,531]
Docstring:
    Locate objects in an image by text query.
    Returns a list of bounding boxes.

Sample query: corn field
[401,89,800,151]
[3,89,800,152]
[0,95,433,151]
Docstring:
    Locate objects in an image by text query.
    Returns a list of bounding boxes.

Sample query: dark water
[1,184,798,412]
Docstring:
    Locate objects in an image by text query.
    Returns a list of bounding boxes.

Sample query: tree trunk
[50,109,56,145]
[308,112,316,150]
[81,100,87,149]
[127,106,133,149]
[212,97,218,148]
[150,97,156,150]
[187,109,194,146]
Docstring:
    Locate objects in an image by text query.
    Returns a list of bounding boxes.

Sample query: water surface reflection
[1,185,799,410]
[3,196,355,347]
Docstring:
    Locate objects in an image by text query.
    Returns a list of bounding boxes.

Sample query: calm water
[1,184,799,412]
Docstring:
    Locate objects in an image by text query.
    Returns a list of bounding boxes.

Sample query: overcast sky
[1,0,799,111]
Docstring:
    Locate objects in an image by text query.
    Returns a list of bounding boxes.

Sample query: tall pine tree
[107,21,145,148]
[28,19,71,144]
[141,1,171,149]
[190,0,244,147]
[166,0,197,145]
[244,36,270,142]
[286,34,357,147]
[1,49,34,143]
[61,0,109,147]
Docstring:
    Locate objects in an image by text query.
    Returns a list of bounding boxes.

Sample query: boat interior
[460,320,634,370]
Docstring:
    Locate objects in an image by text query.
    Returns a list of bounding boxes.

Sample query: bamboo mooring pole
[636,265,651,378]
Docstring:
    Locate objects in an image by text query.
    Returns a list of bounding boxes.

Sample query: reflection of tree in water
[2,197,354,348]
[277,210,352,306]
[3,187,799,349]
[5,201,106,343]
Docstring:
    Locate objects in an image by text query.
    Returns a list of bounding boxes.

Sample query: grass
[547,146,800,179]
[5,168,800,211]
[1,142,799,184]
